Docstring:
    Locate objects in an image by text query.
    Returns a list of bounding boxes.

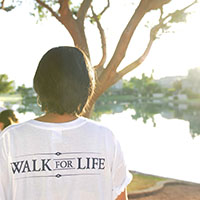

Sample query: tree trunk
[82,70,117,117]
[61,19,90,59]
[37,0,192,118]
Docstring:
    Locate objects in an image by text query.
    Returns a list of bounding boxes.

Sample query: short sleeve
[0,136,12,200]
[111,139,132,200]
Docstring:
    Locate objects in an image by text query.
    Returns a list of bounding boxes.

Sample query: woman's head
[33,46,94,115]
[0,109,18,131]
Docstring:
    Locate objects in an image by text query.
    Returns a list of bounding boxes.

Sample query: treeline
[103,68,200,100]
[0,74,15,94]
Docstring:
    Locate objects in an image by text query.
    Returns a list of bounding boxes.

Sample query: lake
[100,109,200,184]
[4,100,200,183]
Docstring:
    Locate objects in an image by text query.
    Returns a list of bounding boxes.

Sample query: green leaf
[169,10,188,23]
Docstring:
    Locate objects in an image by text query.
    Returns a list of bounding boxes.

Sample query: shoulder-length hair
[33,46,94,115]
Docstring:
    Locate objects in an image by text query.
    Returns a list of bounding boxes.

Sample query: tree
[173,80,182,93]
[0,0,17,11]
[0,74,14,94]
[2,0,198,116]
[124,73,163,97]
[16,84,43,115]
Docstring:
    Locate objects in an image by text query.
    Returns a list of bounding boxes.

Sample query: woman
[0,109,18,131]
[0,46,132,200]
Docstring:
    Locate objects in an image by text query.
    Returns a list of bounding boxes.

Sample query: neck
[35,113,78,123]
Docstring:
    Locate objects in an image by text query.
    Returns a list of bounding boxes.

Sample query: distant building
[168,94,188,101]
[181,67,200,94]
[177,94,187,100]
[182,78,200,94]
[155,76,185,88]
[178,104,188,110]
[153,93,164,98]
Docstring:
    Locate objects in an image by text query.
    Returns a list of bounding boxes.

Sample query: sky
[0,0,200,87]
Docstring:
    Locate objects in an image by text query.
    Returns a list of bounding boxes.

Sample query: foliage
[0,0,21,11]
[16,84,43,116]
[11,81,200,138]
[183,89,200,99]
[30,0,194,24]
[169,9,188,24]
[188,105,200,138]
[130,102,159,127]
[122,73,163,97]
[95,97,200,137]
[122,80,135,95]
[0,74,15,94]
[165,88,175,96]
[173,80,182,91]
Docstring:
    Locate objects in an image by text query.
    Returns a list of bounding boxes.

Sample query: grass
[98,94,200,105]
[127,172,168,193]
[98,95,135,103]
[0,94,21,103]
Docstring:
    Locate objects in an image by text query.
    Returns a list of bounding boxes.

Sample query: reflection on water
[95,101,200,183]
[6,89,200,138]
[100,110,200,184]
[94,101,200,138]
[3,100,200,183]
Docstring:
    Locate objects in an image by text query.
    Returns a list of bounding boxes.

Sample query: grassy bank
[0,94,21,103]
[127,172,168,193]
[98,94,200,105]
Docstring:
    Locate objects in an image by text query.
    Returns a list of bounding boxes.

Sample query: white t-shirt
[0,117,132,200]
[0,106,6,134]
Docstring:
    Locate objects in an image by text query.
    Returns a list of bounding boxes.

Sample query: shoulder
[81,117,116,140]
[0,120,31,140]
[82,117,113,132]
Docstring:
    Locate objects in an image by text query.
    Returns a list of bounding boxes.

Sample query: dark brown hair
[33,46,94,115]
[0,109,18,130]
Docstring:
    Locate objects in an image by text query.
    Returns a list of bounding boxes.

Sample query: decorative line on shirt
[53,168,76,171]
[53,157,76,161]
[15,173,100,180]
[15,152,101,158]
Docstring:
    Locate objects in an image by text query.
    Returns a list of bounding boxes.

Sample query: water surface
[100,109,200,183]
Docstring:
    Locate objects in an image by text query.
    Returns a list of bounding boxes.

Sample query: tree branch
[116,20,164,82]
[58,0,69,13]
[159,7,164,23]
[141,0,171,12]
[36,0,61,22]
[104,0,185,77]
[58,0,71,18]
[161,0,197,24]
[56,1,91,59]
[91,6,107,70]
[58,0,65,4]
[181,0,198,12]
[115,0,197,82]
[77,0,92,23]
[0,0,5,9]
[116,38,154,82]
[99,0,110,16]
[104,1,149,75]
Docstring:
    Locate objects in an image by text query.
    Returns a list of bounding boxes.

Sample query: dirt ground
[129,183,200,200]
